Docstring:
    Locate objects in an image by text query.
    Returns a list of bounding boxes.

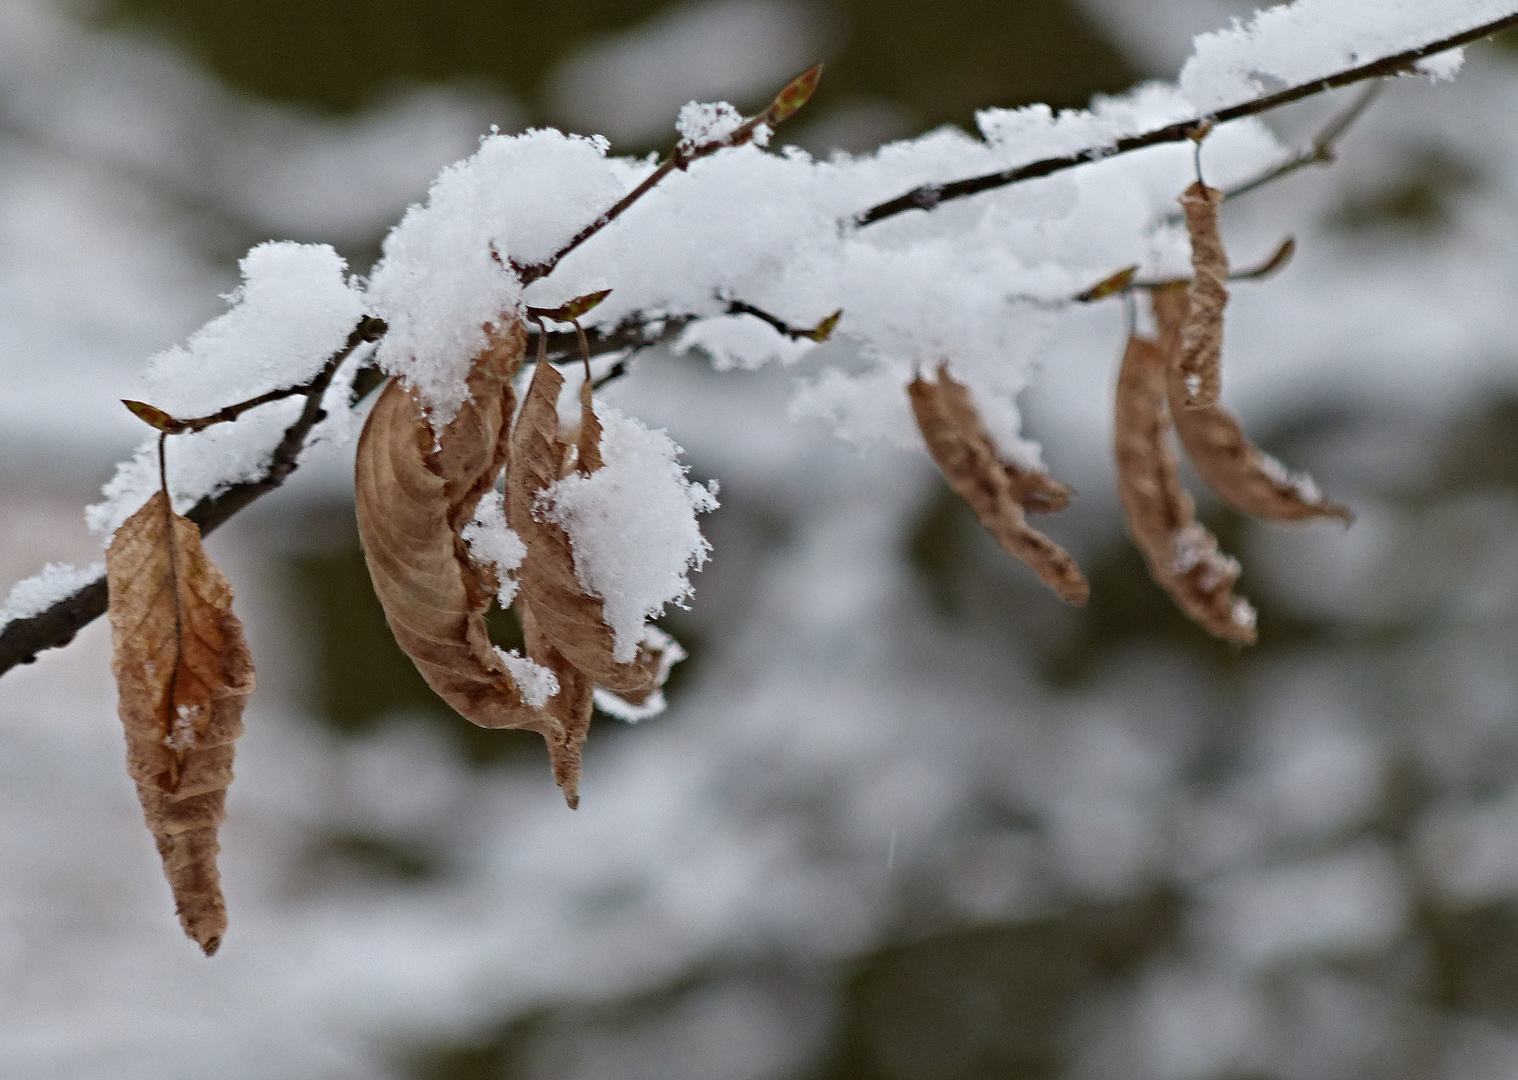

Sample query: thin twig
[1133,236,1297,290]
[1152,82,1384,231]
[725,299,842,341]
[4,15,1512,679]
[529,312,699,366]
[0,316,385,677]
[517,64,822,285]
[855,12,1518,227]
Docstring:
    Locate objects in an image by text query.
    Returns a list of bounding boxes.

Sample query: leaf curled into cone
[1151,284,1352,526]
[354,317,551,739]
[105,489,254,954]
[122,399,180,432]
[1113,333,1256,644]
[1179,181,1228,410]
[508,357,670,696]
[908,363,1088,604]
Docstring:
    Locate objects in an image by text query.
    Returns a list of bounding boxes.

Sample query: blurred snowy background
[4,0,1518,1077]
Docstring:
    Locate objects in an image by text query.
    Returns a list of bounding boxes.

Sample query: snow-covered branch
[1,0,1514,680]
[856,6,1518,226]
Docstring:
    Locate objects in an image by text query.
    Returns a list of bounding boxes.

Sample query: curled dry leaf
[1152,285,1352,526]
[354,317,551,735]
[508,357,671,696]
[908,363,1088,604]
[930,366,1073,514]
[517,599,593,809]
[575,377,604,476]
[1179,181,1228,410]
[1113,334,1257,644]
[105,489,254,955]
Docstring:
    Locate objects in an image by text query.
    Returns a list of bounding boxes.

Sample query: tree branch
[5,14,1513,680]
[854,12,1518,228]
[0,316,386,677]
[516,64,822,285]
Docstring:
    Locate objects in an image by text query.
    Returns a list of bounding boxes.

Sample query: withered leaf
[1113,333,1257,644]
[575,376,604,477]
[908,364,1088,604]
[1153,285,1352,526]
[1179,181,1229,410]
[507,358,669,697]
[517,598,592,809]
[105,489,254,955]
[929,366,1073,514]
[354,317,551,735]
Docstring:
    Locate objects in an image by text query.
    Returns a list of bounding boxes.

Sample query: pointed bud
[808,309,843,341]
[122,400,180,432]
[528,289,613,325]
[763,63,823,127]
[1076,265,1138,303]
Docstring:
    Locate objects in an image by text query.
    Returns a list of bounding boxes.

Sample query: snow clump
[461,491,527,608]
[540,404,718,663]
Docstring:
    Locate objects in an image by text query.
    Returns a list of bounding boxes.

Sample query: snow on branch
[856,5,1518,226]
[1,0,1514,679]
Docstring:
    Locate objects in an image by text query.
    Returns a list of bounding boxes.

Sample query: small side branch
[0,316,386,678]
[518,64,822,285]
[725,300,841,341]
[1149,82,1384,230]
[855,12,1518,228]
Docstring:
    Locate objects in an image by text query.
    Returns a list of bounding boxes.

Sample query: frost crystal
[540,406,718,663]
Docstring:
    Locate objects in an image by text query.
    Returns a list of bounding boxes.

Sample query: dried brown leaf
[1179,181,1228,410]
[508,358,668,696]
[517,599,592,809]
[930,366,1074,514]
[105,489,254,955]
[908,364,1088,604]
[1113,333,1257,644]
[354,317,551,735]
[576,376,604,476]
[1153,285,1352,526]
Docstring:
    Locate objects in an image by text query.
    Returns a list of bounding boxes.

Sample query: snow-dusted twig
[516,63,822,285]
[1207,82,1384,209]
[1,12,1511,681]
[0,316,385,677]
[854,10,1518,228]
[723,300,841,342]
